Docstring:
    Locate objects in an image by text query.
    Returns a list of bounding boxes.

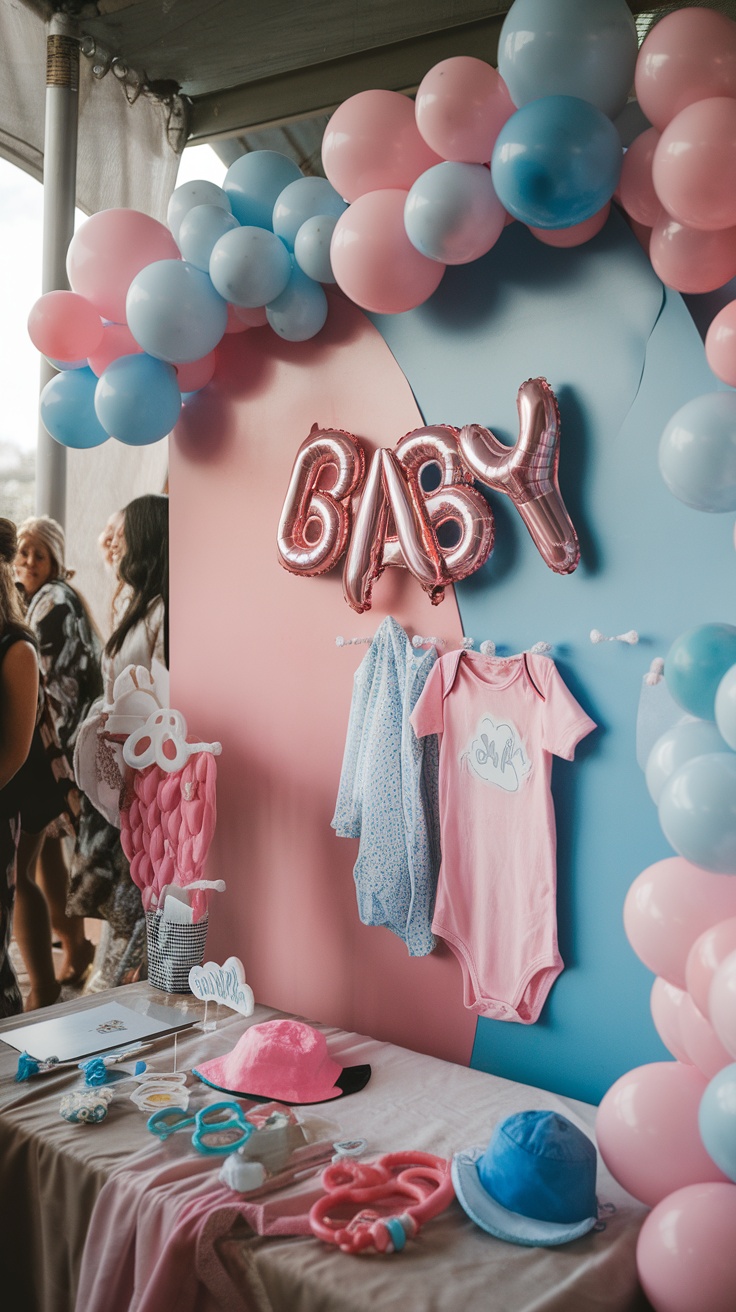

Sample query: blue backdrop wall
[371,211,732,1103]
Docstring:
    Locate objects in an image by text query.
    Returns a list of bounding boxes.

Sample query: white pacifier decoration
[188,956,255,1017]
[123,708,222,774]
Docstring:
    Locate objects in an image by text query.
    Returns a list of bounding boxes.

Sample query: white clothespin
[479,640,496,656]
[530,641,552,655]
[644,657,665,686]
[335,635,372,647]
[411,634,446,649]
[590,628,639,646]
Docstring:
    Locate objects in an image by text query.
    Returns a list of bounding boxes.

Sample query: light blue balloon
[498,0,638,119]
[126,260,228,364]
[224,151,303,229]
[659,392,736,513]
[265,265,328,342]
[167,180,232,243]
[178,204,241,272]
[645,718,730,805]
[665,623,736,720]
[272,177,347,249]
[294,215,338,284]
[699,1063,736,1183]
[209,226,292,308]
[404,162,503,264]
[716,664,736,751]
[659,752,736,873]
[491,96,622,230]
[95,353,182,446]
[39,367,109,449]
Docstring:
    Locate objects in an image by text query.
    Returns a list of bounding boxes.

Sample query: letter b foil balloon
[277,426,365,576]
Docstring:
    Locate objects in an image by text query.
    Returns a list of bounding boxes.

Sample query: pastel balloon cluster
[614,6,736,525]
[596,620,736,1311]
[29,154,346,448]
[323,1,634,312]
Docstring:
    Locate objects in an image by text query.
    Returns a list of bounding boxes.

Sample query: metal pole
[35,14,80,524]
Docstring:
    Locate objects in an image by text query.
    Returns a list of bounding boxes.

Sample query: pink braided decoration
[121,748,217,921]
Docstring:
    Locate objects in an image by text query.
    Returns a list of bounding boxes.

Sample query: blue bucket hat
[451,1110,599,1247]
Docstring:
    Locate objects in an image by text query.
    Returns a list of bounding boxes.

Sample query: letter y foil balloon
[278,426,365,576]
[458,378,580,574]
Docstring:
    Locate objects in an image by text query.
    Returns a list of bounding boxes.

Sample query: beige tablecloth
[0,984,650,1312]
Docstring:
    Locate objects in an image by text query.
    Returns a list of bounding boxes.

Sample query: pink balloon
[87,322,142,377]
[596,1061,729,1206]
[635,7,736,132]
[650,213,736,293]
[623,857,736,989]
[686,916,736,1016]
[331,190,446,315]
[650,977,693,1065]
[527,203,610,249]
[27,290,104,361]
[232,304,268,328]
[322,91,442,203]
[705,300,736,387]
[414,58,514,164]
[678,993,733,1079]
[174,351,217,393]
[223,304,249,334]
[710,948,736,1059]
[637,1182,736,1312]
[618,128,661,228]
[67,208,180,323]
[653,98,736,233]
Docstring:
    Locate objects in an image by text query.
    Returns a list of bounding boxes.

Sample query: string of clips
[336,635,554,655]
[337,628,643,656]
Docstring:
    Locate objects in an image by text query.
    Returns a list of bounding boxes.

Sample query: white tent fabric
[0,2,181,221]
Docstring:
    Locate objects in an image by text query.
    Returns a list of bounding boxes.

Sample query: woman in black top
[0,519,47,1015]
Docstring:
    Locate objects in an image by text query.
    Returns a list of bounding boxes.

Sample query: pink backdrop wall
[169,293,477,1066]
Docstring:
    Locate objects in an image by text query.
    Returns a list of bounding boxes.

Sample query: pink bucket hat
[193,1019,371,1105]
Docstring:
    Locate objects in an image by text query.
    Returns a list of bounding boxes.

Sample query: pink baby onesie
[411,650,595,1024]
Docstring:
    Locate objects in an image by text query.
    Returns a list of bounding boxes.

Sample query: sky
[0,143,226,453]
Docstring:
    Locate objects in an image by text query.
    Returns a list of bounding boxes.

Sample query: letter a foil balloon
[277,426,365,576]
[342,426,495,613]
[458,377,580,573]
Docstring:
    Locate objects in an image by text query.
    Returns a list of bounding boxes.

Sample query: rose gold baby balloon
[458,378,580,574]
[343,425,494,612]
[278,425,365,576]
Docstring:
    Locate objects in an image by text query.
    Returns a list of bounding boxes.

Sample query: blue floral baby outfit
[332,616,440,956]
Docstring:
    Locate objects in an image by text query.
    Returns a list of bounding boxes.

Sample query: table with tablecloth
[0,983,650,1312]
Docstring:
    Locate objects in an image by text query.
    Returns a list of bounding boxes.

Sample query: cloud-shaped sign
[188,956,255,1016]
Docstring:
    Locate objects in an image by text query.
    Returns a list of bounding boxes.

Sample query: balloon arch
[26,6,736,1303]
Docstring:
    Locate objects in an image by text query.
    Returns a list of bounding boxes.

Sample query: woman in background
[72,493,169,989]
[14,516,100,999]
[0,520,45,1015]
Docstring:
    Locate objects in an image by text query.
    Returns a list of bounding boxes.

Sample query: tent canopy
[7,0,690,208]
